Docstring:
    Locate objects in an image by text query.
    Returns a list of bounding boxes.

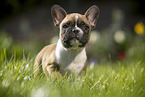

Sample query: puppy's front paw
[46,64,62,79]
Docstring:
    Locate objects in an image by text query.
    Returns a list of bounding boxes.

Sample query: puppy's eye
[81,21,85,25]
[63,24,69,28]
[63,21,71,28]
[80,21,90,31]
[84,25,89,30]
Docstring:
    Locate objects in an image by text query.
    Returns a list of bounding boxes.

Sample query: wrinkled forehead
[61,13,90,25]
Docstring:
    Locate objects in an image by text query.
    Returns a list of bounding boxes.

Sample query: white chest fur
[55,39,87,74]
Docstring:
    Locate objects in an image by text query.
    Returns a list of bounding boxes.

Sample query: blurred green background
[0,0,145,62]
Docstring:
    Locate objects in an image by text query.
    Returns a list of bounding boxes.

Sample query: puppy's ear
[51,5,67,27]
[85,5,100,29]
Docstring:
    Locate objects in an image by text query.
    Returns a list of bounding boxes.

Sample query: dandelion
[134,22,144,35]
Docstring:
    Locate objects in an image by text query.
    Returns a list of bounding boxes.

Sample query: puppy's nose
[72,29,79,34]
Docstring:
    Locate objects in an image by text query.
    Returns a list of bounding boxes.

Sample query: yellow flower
[134,22,144,35]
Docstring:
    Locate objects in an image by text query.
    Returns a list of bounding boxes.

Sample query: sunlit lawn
[0,49,145,97]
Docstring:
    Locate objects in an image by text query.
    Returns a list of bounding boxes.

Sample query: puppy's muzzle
[72,29,79,34]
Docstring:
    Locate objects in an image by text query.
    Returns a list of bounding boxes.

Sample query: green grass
[0,50,145,97]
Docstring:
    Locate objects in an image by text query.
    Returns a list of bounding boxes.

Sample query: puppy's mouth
[69,38,81,47]
[62,36,88,48]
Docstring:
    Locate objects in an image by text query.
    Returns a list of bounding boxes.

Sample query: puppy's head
[51,5,99,49]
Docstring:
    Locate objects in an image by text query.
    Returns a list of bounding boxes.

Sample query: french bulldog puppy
[34,5,99,77]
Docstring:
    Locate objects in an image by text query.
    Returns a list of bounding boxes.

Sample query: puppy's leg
[34,54,43,77]
[34,59,42,77]
[34,44,56,77]
[34,46,51,77]
[82,60,87,75]
[45,63,62,78]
